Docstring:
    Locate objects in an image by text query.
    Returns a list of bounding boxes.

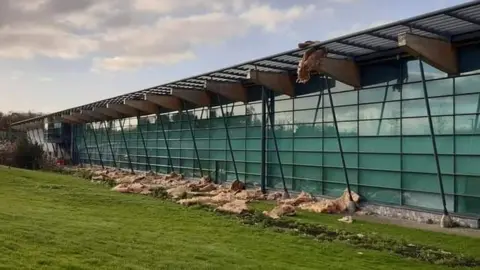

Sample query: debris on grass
[56,165,480,268]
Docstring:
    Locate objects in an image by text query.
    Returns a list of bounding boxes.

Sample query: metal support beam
[90,124,104,169]
[81,125,93,167]
[124,99,160,115]
[205,80,248,103]
[119,118,134,174]
[94,107,123,119]
[266,89,289,198]
[158,114,174,172]
[81,110,109,121]
[72,112,94,122]
[217,95,239,183]
[172,88,210,107]
[398,32,458,75]
[311,57,361,88]
[261,87,267,194]
[62,114,84,124]
[247,70,295,97]
[144,94,182,111]
[136,115,151,172]
[419,60,449,217]
[103,121,117,168]
[183,103,204,177]
[107,103,138,116]
[324,76,354,202]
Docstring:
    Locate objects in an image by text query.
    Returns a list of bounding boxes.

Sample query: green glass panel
[323,137,357,152]
[359,119,401,136]
[294,179,322,194]
[246,126,262,138]
[245,151,261,162]
[402,82,424,99]
[324,91,357,107]
[294,109,322,123]
[359,170,400,189]
[294,95,320,110]
[293,152,322,166]
[455,75,480,94]
[455,135,480,154]
[455,115,480,134]
[267,164,293,178]
[323,105,357,121]
[294,124,322,137]
[323,153,357,167]
[403,191,454,212]
[360,186,401,204]
[403,136,453,154]
[246,139,261,150]
[294,138,322,151]
[455,93,480,114]
[267,138,293,151]
[456,196,480,215]
[403,173,454,193]
[324,168,358,184]
[359,137,400,153]
[426,78,453,97]
[293,165,322,180]
[275,98,293,111]
[269,176,293,190]
[456,156,480,175]
[403,155,453,174]
[324,183,347,197]
[359,153,400,171]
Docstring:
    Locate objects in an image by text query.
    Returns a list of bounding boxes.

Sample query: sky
[0,0,474,114]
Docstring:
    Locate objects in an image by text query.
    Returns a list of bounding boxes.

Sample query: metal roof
[11,0,480,126]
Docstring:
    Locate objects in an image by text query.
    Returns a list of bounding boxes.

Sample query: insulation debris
[296,40,327,84]
[72,166,363,217]
[263,204,296,219]
[297,189,360,214]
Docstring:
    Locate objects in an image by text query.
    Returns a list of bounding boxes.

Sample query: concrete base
[347,200,357,214]
[362,204,479,229]
[440,214,455,228]
[282,191,290,200]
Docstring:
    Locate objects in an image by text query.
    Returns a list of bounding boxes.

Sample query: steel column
[419,60,449,216]
[119,118,134,174]
[184,103,204,177]
[217,95,239,183]
[324,76,354,201]
[81,125,93,167]
[158,114,174,172]
[35,128,49,157]
[90,124,104,169]
[137,116,152,172]
[377,82,390,136]
[103,121,117,168]
[313,91,323,127]
[261,87,267,194]
[266,89,289,197]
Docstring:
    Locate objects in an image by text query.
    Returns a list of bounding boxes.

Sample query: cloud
[0,0,328,71]
[326,20,393,39]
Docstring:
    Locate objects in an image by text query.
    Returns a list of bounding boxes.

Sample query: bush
[11,136,45,170]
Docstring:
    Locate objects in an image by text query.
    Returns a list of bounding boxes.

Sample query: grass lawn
[0,167,478,270]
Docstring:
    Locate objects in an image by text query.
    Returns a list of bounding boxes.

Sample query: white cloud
[0,0,330,71]
[38,76,53,82]
[326,20,393,39]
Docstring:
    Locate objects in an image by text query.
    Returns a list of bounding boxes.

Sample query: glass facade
[73,45,480,216]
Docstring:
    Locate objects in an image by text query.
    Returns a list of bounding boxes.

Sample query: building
[11,2,480,224]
